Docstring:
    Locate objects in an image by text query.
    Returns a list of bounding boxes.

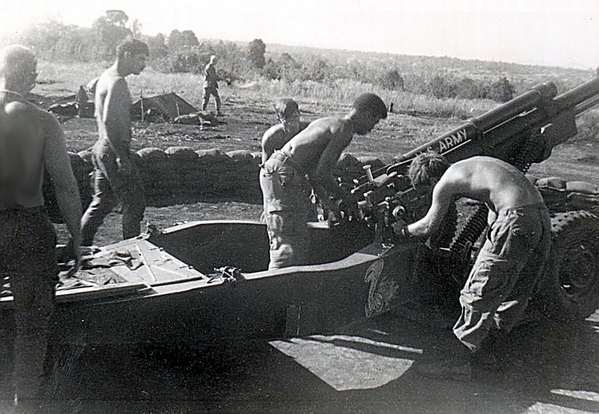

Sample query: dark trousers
[202,86,221,113]
[0,208,58,399]
[81,142,145,246]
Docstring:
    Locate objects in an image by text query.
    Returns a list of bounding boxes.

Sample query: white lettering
[438,129,468,153]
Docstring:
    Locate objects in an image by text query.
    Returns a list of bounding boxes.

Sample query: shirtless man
[261,98,305,164]
[260,93,387,269]
[261,98,317,222]
[0,45,82,405]
[80,39,148,246]
[394,153,551,380]
[202,55,222,116]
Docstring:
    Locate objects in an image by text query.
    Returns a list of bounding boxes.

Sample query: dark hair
[0,45,36,77]
[274,98,299,119]
[352,93,387,119]
[408,151,450,188]
[117,38,149,60]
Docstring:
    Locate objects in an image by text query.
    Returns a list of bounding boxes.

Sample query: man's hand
[391,219,412,240]
[116,157,132,176]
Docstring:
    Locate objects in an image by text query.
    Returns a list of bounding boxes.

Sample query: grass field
[39,61,599,246]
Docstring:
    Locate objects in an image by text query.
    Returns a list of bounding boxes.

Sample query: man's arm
[102,78,133,170]
[404,175,458,238]
[42,113,83,264]
[261,127,278,164]
[310,124,353,209]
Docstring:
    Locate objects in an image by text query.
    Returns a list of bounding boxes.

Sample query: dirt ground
[1,307,599,413]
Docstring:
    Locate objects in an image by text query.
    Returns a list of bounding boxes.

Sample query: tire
[537,210,599,321]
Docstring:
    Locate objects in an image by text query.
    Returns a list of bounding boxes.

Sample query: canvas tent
[131,93,197,122]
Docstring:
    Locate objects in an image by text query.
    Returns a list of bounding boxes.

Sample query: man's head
[408,151,450,190]
[274,98,300,133]
[210,55,217,65]
[0,45,38,95]
[116,38,149,76]
[350,93,387,135]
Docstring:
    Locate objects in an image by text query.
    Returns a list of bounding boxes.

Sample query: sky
[2,0,599,69]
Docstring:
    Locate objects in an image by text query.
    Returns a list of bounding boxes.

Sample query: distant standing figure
[260,93,387,269]
[0,45,82,406]
[202,55,223,116]
[80,38,148,246]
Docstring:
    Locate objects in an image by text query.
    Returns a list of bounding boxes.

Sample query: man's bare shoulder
[308,116,346,127]
[299,116,348,135]
[4,100,57,128]
[97,69,126,92]
[262,123,285,141]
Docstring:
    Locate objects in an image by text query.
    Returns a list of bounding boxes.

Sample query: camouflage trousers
[454,203,551,352]
[259,151,311,270]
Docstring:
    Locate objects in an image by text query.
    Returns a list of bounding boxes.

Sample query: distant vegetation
[5,9,599,138]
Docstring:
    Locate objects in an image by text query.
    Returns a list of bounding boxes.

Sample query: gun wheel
[537,210,599,321]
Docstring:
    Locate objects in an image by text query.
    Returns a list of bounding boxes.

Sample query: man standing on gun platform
[261,98,317,222]
[393,152,551,381]
[80,38,148,247]
[260,93,387,270]
[0,44,82,408]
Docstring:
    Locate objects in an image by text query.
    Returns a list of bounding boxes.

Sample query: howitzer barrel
[554,76,599,115]
[394,82,558,164]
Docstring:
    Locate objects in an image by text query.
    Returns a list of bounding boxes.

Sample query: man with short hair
[394,153,551,380]
[261,98,316,222]
[80,38,148,246]
[261,98,304,164]
[0,44,82,405]
[260,93,387,269]
[202,55,222,116]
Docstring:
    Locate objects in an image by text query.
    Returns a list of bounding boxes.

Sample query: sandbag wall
[45,147,386,221]
[136,147,262,204]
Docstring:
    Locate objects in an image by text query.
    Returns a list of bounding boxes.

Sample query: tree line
[14,10,515,103]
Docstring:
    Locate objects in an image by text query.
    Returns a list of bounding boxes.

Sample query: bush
[248,39,266,69]
[488,77,514,102]
[380,70,404,91]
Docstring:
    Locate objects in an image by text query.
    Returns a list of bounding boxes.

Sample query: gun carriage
[347,76,599,320]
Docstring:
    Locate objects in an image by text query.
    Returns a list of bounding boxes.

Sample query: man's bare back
[281,116,352,173]
[0,101,45,207]
[440,156,544,212]
[406,155,544,238]
[95,67,133,156]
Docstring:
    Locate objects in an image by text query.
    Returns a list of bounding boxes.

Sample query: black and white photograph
[1,1,599,413]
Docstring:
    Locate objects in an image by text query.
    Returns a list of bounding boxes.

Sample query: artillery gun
[347,75,599,320]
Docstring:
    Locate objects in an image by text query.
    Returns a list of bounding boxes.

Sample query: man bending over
[394,153,551,380]
[260,93,387,269]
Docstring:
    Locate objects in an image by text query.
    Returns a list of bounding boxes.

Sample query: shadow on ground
[2,307,599,413]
